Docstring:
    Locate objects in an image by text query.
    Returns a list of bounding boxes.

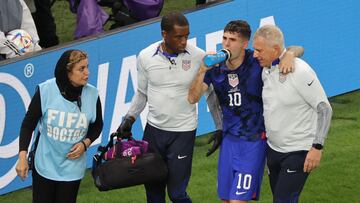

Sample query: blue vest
[204,49,265,139]
[35,78,98,181]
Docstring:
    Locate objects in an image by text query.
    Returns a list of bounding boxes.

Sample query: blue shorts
[217,135,267,201]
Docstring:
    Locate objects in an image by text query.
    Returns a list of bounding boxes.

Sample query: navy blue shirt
[204,49,265,139]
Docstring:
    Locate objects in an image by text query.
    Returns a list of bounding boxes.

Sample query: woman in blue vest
[15,49,103,203]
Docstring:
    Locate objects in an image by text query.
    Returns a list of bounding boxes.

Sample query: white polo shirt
[262,58,330,153]
[137,41,205,131]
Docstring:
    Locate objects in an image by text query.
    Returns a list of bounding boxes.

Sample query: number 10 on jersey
[228,92,241,106]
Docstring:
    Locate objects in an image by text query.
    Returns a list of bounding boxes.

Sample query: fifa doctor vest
[35,78,98,181]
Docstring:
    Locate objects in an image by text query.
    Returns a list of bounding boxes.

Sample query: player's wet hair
[161,12,189,32]
[224,20,251,40]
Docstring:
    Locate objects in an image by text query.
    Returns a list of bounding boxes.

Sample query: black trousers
[267,145,309,203]
[32,169,81,203]
[32,0,59,48]
[143,123,196,203]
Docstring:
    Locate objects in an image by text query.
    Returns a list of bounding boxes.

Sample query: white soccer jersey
[262,58,330,153]
[137,41,205,131]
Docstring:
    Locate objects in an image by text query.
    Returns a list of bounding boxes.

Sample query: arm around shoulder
[279,46,304,73]
[287,46,304,58]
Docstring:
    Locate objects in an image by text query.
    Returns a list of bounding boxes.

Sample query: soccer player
[188,20,303,203]
[116,12,222,203]
[253,25,332,203]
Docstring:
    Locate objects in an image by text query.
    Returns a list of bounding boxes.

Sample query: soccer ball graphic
[6,29,35,53]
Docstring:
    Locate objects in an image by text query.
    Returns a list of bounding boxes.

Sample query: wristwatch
[312,143,323,150]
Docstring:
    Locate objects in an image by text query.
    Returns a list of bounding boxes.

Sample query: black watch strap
[312,143,323,150]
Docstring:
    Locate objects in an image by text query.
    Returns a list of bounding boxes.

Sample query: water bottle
[204,49,231,67]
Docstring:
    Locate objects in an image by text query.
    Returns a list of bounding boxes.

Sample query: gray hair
[254,25,285,51]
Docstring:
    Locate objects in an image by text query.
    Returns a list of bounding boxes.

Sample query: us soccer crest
[279,73,287,83]
[228,74,239,88]
[182,60,191,71]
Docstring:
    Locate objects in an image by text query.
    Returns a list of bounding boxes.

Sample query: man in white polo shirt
[253,25,332,203]
[116,12,222,203]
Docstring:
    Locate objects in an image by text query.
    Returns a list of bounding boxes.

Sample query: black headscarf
[54,50,84,102]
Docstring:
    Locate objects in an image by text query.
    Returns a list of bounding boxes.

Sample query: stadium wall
[1,0,359,195]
